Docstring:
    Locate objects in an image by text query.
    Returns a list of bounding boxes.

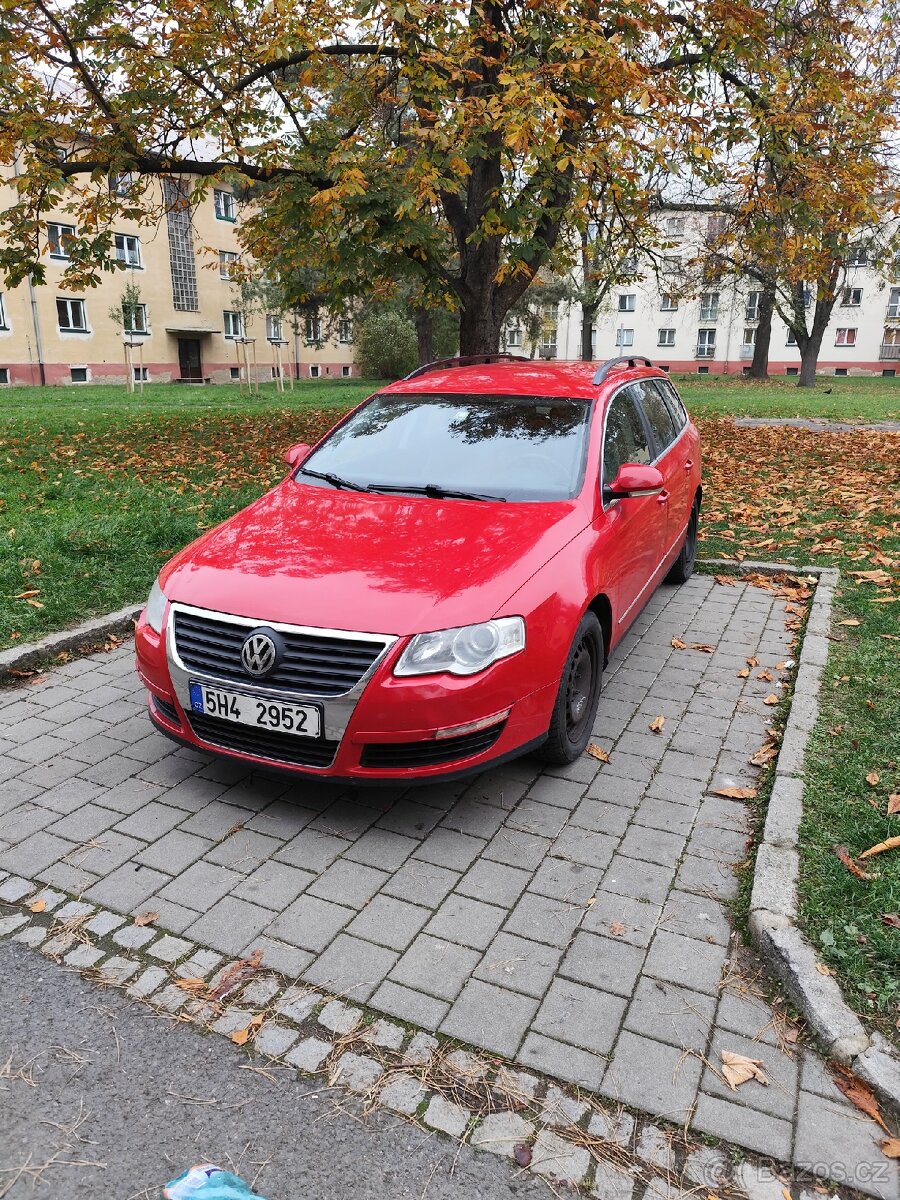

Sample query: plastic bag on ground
[163,1163,268,1199]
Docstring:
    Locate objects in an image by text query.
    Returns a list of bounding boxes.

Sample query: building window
[214,189,236,221]
[339,318,353,344]
[618,294,636,312]
[114,233,141,268]
[835,328,857,346]
[745,292,761,321]
[133,366,149,381]
[697,365,709,374]
[707,214,726,237]
[620,255,638,275]
[847,245,867,267]
[696,328,716,357]
[660,294,678,312]
[785,366,799,376]
[48,223,76,259]
[615,328,635,348]
[108,172,133,196]
[163,178,199,312]
[666,216,685,239]
[539,330,558,358]
[657,328,675,347]
[266,315,283,341]
[0,368,9,385]
[888,287,900,318]
[841,287,862,306]
[56,298,87,331]
[123,302,148,334]
[835,367,848,376]
[506,324,522,348]
[309,364,320,378]
[223,310,243,339]
[0,294,7,329]
[219,251,237,280]
[342,365,351,378]
[230,366,240,380]
[662,256,682,277]
[699,292,719,322]
[305,315,321,343]
[70,366,88,382]
[743,327,757,346]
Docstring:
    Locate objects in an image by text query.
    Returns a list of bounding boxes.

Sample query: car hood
[161,479,589,634]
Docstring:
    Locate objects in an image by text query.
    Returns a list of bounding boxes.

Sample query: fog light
[433,709,511,740]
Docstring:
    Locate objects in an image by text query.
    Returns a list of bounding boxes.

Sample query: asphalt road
[0,941,547,1200]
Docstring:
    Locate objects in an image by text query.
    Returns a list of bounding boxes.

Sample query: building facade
[0,168,357,386]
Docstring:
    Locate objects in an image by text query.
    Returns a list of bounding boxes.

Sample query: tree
[356,310,419,378]
[107,280,145,393]
[0,0,774,357]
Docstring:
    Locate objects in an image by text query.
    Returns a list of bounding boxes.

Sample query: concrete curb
[742,563,900,1110]
[0,603,142,683]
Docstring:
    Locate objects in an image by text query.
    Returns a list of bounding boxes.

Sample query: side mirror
[604,463,664,502]
[284,443,311,468]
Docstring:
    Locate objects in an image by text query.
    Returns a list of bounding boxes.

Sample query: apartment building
[0,169,357,386]
[509,215,900,377]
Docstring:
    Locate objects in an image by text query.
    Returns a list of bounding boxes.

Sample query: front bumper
[135,605,555,783]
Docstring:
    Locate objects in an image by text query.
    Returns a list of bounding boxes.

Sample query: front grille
[173,610,387,697]
[361,722,505,769]
[189,713,339,768]
[152,694,180,724]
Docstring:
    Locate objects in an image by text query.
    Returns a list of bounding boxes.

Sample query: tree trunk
[581,301,598,361]
[798,339,822,387]
[414,308,434,365]
[748,288,774,380]
[458,297,502,356]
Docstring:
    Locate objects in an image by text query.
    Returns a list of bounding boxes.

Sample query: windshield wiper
[368,483,506,502]
[298,467,368,492]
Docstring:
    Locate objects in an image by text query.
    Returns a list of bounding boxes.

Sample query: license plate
[188,682,322,739]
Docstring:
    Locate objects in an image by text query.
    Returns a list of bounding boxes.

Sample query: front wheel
[538,612,604,764]
[665,497,699,584]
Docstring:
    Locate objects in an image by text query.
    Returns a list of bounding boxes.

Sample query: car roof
[381,359,669,402]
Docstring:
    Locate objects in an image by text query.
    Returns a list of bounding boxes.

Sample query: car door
[597,385,665,631]
[630,378,686,555]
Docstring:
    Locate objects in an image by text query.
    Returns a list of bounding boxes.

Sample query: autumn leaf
[712,786,758,799]
[831,1066,890,1132]
[737,667,751,678]
[208,948,264,1002]
[837,619,861,627]
[888,795,900,816]
[882,1139,900,1159]
[880,913,900,931]
[763,694,779,706]
[14,589,40,598]
[231,1026,252,1046]
[816,961,837,976]
[858,835,900,860]
[721,1050,769,1089]
[649,715,666,733]
[29,898,46,913]
[746,656,759,667]
[834,844,876,880]
[176,977,208,993]
[671,637,687,650]
[608,921,627,937]
[750,742,778,766]
[757,668,774,682]
[25,598,44,608]
[134,910,159,926]
[586,743,610,763]
[865,771,880,787]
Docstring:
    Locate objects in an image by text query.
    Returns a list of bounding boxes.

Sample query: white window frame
[123,302,148,334]
[114,233,141,268]
[696,328,716,357]
[0,368,9,385]
[618,294,636,313]
[660,294,678,312]
[505,324,522,348]
[538,328,558,358]
[214,189,236,221]
[133,365,149,381]
[339,318,353,344]
[48,222,75,260]
[341,365,352,377]
[699,292,719,322]
[223,310,243,339]
[666,216,685,239]
[745,292,761,321]
[56,297,88,332]
[305,315,322,344]
[309,364,320,378]
[70,366,89,383]
[219,250,237,280]
[888,287,900,319]
[615,328,635,348]
[657,328,675,347]
[786,329,798,346]
[847,245,868,267]
[0,293,7,329]
[841,287,862,306]
[743,326,757,346]
[266,314,283,341]
[835,327,857,346]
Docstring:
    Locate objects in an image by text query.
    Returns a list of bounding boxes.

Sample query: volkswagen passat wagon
[135,355,701,781]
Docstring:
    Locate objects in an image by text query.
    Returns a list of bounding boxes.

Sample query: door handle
[684,459,694,470]
[657,490,669,504]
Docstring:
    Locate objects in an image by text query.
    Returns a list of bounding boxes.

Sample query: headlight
[144,578,168,634]
[394,617,525,677]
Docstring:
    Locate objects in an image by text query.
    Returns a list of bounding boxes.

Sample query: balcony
[879,343,900,360]
[739,344,754,359]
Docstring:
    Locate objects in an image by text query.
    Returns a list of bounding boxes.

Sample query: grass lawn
[1,374,898,1035]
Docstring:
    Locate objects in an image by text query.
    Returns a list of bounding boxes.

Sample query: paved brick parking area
[1,575,896,1198]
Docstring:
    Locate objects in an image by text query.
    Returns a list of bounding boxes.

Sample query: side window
[603,389,652,486]
[634,380,678,456]
[652,378,689,433]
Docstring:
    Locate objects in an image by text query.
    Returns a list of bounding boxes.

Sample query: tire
[538,612,604,765]
[665,496,699,585]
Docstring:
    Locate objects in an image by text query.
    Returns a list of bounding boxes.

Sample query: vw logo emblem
[241,630,279,678]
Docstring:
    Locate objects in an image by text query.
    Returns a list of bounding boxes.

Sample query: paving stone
[590,1161,636,1200]
[94,778,167,816]
[734,1162,798,1200]
[254,1023,300,1058]
[360,1019,405,1051]
[274,985,322,1024]
[676,854,739,901]
[471,1111,534,1158]
[377,799,444,838]
[0,914,28,937]
[474,932,562,999]
[381,860,460,908]
[134,830,214,874]
[29,887,66,912]
[560,931,646,997]
[64,944,106,969]
[13,925,48,948]
[425,893,506,950]
[205,829,289,875]
[345,895,431,952]
[618,826,686,869]
[306,935,398,1003]
[440,980,538,1057]
[331,1050,383,1093]
[532,978,627,1057]
[506,798,569,840]
[180,801,260,843]
[504,891,584,948]
[551,826,618,870]
[239,975,281,1007]
[6,804,61,843]
[529,857,602,905]
[402,1031,439,1066]
[601,1031,701,1123]
[794,1090,898,1200]
[379,1072,428,1115]
[264,894,354,953]
[0,831,75,876]
[85,865,170,912]
[184,897,272,956]
[540,1084,588,1129]
[527,776,587,810]
[586,1108,634,1147]
[570,798,633,837]
[412,827,485,872]
[494,1066,539,1105]
[483,827,552,871]
[230,860,313,912]
[683,1146,730,1189]
[456,859,532,907]
[441,799,509,840]
[159,860,241,910]
[285,1037,333,1073]
[97,955,141,984]
[112,923,157,950]
[389,934,480,1002]
[342,828,418,872]
[55,900,95,922]
[84,910,126,936]
[371,981,448,1032]
[643,931,727,995]
[636,1125,674,1171]
[0,876,36,903]
[690,1093,792,1161]
[211,1006,256,1035]
[602,856,675,905]
[624,977,716,1052]
[658,890,731,946]
[530,1128,591,1185]
[306,859,389,909]
[148,934,193,963]
[423,1094,470,1138]
[127,965,168,998]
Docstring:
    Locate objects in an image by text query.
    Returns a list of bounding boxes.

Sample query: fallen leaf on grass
[25,598,44,608]
[649,716,666,734]
[134,911,158,927]
[14,589,41,599]
[888,795,900,816]
[586,744,610,763]
[837,619,861,627]
[29,899,46,913]
[816,961,837,976]
[870,596,900,604]
[721,1050,769,1089]
[866,772,880,787]
[880,913,900,931]
[831,1065,890,1132]
[608,921,627,937]
[882,1139,900,1159]
[834,845,876,880]
[859,835,900,860]
[712,785,758,799]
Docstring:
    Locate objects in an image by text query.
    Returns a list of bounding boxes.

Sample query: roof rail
[592,355,654,385]
[403,353,532,381]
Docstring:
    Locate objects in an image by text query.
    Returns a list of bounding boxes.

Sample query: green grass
[674,374,900,421]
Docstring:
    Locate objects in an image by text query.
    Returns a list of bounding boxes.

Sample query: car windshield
[297,393,592,502]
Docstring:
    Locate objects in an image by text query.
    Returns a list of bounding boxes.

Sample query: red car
[136,355,701,782]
